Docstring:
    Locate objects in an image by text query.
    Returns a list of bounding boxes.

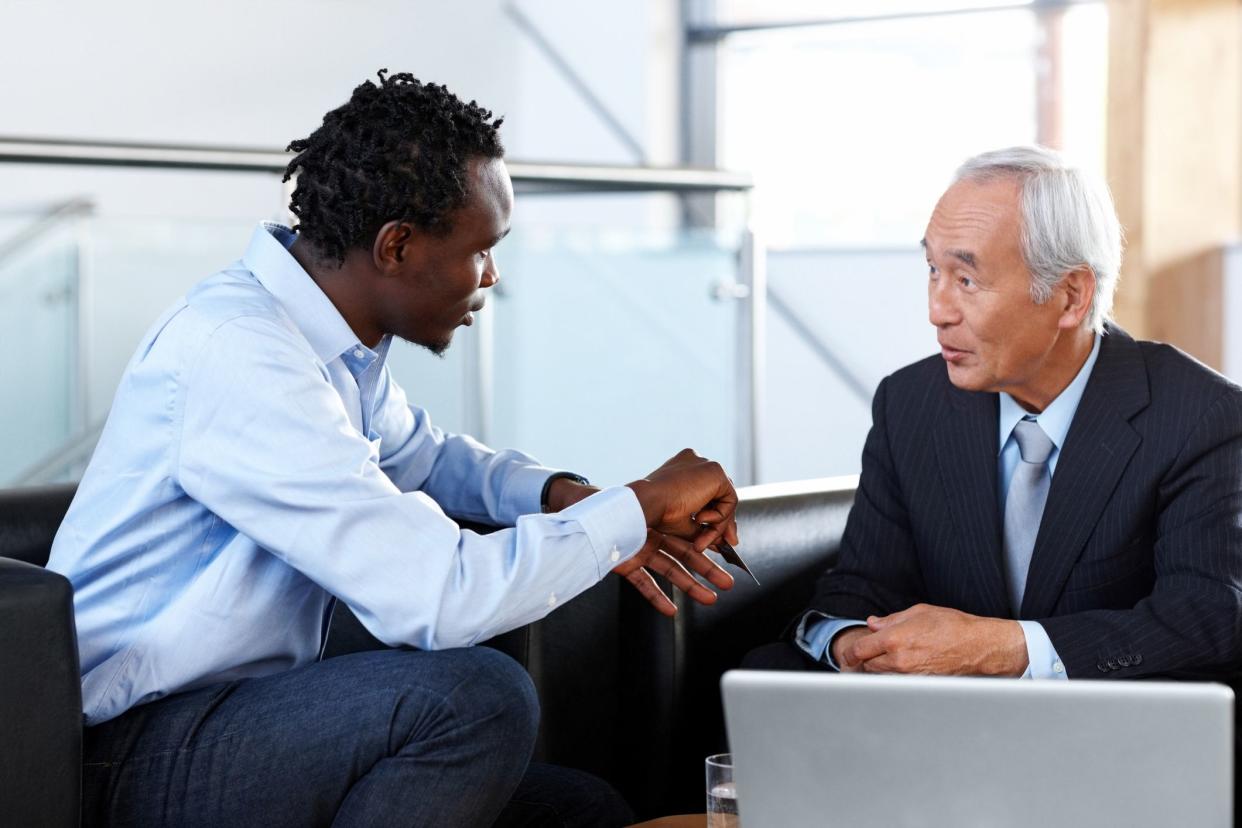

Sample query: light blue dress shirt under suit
[48,223,648,726]
[798,334,1102,678]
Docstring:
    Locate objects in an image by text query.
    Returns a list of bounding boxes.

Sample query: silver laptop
[721,670,1233,828]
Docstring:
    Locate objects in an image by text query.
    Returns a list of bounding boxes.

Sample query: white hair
[953,146,1123,335]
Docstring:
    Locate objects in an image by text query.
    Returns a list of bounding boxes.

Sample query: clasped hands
[832,604,1029,677]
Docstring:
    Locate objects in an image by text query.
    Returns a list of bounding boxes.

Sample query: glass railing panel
[762,247,935,481]
[490,225,742,487]
[0,221,78,482]
[0,200,752,489]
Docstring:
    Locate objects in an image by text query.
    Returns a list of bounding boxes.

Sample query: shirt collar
[241,222,370,365]
[998,332,1102,455]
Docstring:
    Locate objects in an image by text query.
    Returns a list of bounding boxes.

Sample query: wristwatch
[540,472,590,513]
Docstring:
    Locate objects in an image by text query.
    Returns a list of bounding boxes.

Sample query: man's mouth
[461,301,486,327]
[939,343,970,363]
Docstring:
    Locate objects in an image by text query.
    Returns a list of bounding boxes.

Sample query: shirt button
[353,349,365,358]
[1053,661,1064,674]
[547,593,557,608]
[610,546,620,563]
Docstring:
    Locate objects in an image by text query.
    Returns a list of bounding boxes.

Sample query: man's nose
[481,252,500,289]
[928,279,958,327]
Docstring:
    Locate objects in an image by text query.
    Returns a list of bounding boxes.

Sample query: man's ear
[1057,266,1096,331]
[373,221,414,272]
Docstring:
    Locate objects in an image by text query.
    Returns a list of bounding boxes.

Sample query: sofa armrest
[0,557,82,828]
[616,483,856,817]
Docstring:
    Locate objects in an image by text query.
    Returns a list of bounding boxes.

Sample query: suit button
[1097,663,1109,673]
[1133,654,1143,665]
[1118,656,1132,667]
[1107,659,1119,670]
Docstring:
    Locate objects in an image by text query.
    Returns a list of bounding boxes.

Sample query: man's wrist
[624,478,660,526]
[986,618,1030,677]
[542,472,594,513]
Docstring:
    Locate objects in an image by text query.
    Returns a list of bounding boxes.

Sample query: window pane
[719,10,1040,248]
[712,0,1035,27]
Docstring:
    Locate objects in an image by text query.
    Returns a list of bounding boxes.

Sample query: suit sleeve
[801,376,929,623]
[1040,390,1242,679]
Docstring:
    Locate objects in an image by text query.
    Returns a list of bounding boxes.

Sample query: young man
[50,70,739,827]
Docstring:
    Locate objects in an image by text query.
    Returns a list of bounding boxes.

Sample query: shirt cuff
[1018,620,1068,680]
[501,465,565,518]
[555,485,647,578]
[795,612,866,670]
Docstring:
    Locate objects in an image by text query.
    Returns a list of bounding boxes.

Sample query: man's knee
[356,647,540,759]
[466,646,541,738]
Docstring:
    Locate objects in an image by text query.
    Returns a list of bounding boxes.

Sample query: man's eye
[959,275,974,288]
[478,250,490,260]
[927,263,938,278]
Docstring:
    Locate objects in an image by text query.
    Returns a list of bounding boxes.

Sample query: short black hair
[283,69,505,266]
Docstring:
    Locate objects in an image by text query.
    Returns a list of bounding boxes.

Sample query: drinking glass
[706,753,739,827]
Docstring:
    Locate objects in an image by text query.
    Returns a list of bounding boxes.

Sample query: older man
[749,145,1242,690]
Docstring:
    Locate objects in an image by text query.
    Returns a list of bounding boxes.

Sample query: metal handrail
[0,136,753,193]
[687,0,1101,41]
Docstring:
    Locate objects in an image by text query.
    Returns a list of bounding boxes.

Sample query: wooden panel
[1106,0,1241,365]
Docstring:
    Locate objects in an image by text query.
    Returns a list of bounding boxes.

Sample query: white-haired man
[747,146,1242,695]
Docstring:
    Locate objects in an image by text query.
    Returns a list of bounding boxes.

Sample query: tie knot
[1013,419,1054,465]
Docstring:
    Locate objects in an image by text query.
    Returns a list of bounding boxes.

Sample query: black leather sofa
[0,478,854,824]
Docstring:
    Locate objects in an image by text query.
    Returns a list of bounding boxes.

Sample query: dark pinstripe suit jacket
[807,325,1242,682]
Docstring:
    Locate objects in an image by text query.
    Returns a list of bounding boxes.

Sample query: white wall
[0,0,677,219]
[0,0,699,482]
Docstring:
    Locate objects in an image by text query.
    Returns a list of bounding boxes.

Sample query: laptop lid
[721,670,1233,828]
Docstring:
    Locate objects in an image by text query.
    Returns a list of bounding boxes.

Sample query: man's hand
[612,530,734,616]
[618,448,740,615]
[839,604,1028,677]
[627,448,741,552]
[830,626,872,672]
[542,450,739,616]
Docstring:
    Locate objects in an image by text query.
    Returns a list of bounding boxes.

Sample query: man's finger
[660,533,734,590]
[867,603,925,631]
[623,567,677,616]
[860,653,899,673]
[642,548,718,606]
[850,630,890,663]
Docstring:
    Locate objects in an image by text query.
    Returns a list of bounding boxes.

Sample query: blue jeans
[82,648,633,827]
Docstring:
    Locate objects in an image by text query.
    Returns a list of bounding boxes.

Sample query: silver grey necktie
[1002,418,1055,613]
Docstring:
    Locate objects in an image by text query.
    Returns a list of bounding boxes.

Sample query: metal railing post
[738,228,765,486]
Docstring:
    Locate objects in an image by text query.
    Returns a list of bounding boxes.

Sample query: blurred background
[0,0,1236,489]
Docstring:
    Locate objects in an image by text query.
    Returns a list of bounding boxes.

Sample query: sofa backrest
[0,484,77,566]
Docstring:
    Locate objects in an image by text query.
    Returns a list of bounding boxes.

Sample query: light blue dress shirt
[798,334,1102,679]
[48,223,648,725]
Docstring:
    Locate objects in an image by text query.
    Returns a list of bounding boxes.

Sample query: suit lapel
[1020,327,1150,618]
[933,382,1010,619]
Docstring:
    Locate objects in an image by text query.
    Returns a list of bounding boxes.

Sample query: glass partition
[491,225,740,486]
[0,195,751,489]
[0,219,79,480]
